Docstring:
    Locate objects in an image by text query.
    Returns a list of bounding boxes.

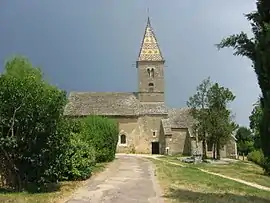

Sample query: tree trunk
[212,144,216,159]
[202,138,207,160]
[260,97,270,174]
[216,141,221,160]
[260,98,270,157]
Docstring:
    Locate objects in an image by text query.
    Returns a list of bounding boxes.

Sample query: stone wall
[165,128,191,155]
[191,138,202,156]
[115,115,165,154]
[137,61,165,103]
[226,138,237,158]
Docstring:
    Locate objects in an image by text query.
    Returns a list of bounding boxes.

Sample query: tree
[206,83,237,159]
[0,57,68,191]
[217,0,270,174]
[235,126,254,157]
[249,99,263,149]
[187,77,211,160]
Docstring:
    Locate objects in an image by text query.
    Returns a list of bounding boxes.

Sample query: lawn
[0,162,107,203]
[159,156,270,189]
[151,159,270,203]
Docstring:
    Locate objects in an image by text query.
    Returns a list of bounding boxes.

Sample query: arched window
[147,67,155,78]
[120,134,126,144]
[147,68,151,77]
[148,83,154,92]
[150,68,154,78]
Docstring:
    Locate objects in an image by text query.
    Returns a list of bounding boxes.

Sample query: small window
[147,68,151,77]
[148,82,154,93]
[150,68,154,78]
[120,134,126,144]
[166,147,169,155]
[152,131,156,137]
[147,67,155,78]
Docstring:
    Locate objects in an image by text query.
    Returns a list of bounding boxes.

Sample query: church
[64,17,237,158]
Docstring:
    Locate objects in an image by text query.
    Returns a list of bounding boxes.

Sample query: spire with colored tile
[138,17,164,62]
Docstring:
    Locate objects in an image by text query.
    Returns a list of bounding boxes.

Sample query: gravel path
[65,154,164,203]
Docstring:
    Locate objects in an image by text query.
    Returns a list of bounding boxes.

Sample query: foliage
[249,99,263,149]
[206,83,237,159]
[248,149,264,166]
[187,77,211,159]
[79,116,119,163]
[235,126,254,155]
[0,57,119,193]
[55,118,96,181]
[217,0,270,174]
[63,132,96,180]
[0,57,67,191]
[188,79,236,160]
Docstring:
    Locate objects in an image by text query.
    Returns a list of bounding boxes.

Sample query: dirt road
[65,154,163,203]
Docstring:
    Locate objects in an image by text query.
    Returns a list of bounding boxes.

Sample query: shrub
[247,149,264,166]
[80,116,119,163]
[0,57,68,191]
[62,132,96,180]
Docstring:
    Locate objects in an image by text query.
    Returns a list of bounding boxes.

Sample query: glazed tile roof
[137,17,164,62]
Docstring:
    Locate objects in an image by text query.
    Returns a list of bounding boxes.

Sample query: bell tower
[137,17,165,103]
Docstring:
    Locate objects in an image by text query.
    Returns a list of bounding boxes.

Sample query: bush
[0,57,68,191]
[0,57,116,192]
[63,132,96,180]
[80,116,119,163]
[247,149,264,166]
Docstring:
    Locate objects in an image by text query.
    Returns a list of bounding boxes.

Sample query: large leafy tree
[206,83,237,159]
[235,126,254,156]
[187,77,211,160]
[217,0,270,173]
[249,99,263,149]
[0,57,68,191]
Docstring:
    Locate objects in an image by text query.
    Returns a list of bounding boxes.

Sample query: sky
[0,0,260,126]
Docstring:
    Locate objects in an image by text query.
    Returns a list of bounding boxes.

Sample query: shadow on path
[163,188,270,203]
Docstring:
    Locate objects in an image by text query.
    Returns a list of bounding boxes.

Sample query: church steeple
[137,17,164,62]
[136,16,165,103]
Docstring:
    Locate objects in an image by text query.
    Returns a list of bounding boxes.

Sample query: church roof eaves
[64,91,168,116]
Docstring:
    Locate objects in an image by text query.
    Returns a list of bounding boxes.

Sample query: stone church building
[64,17,237,158]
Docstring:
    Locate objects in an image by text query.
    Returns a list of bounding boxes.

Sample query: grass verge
[151,158,270,203]
[160,156,270,189]
[0,162,107,203]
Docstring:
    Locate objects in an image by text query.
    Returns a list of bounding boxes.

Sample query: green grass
[0,162,107,203]
[160,155,270,188]
[151,159,270,203]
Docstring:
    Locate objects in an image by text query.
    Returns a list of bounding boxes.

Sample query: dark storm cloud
[0,0,259,126]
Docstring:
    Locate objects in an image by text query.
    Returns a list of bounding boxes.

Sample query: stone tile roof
[64,92,168,116]
[140,103,168,115]
[161,118,172,135]
[167,108,195,129]
[160,108,196,136]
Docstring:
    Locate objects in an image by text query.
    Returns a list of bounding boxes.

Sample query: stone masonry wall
[165,128,191,155]
[115,115,165,154]
[226,138,237,158]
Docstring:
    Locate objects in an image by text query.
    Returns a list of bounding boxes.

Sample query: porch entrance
[151,142,160,154]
